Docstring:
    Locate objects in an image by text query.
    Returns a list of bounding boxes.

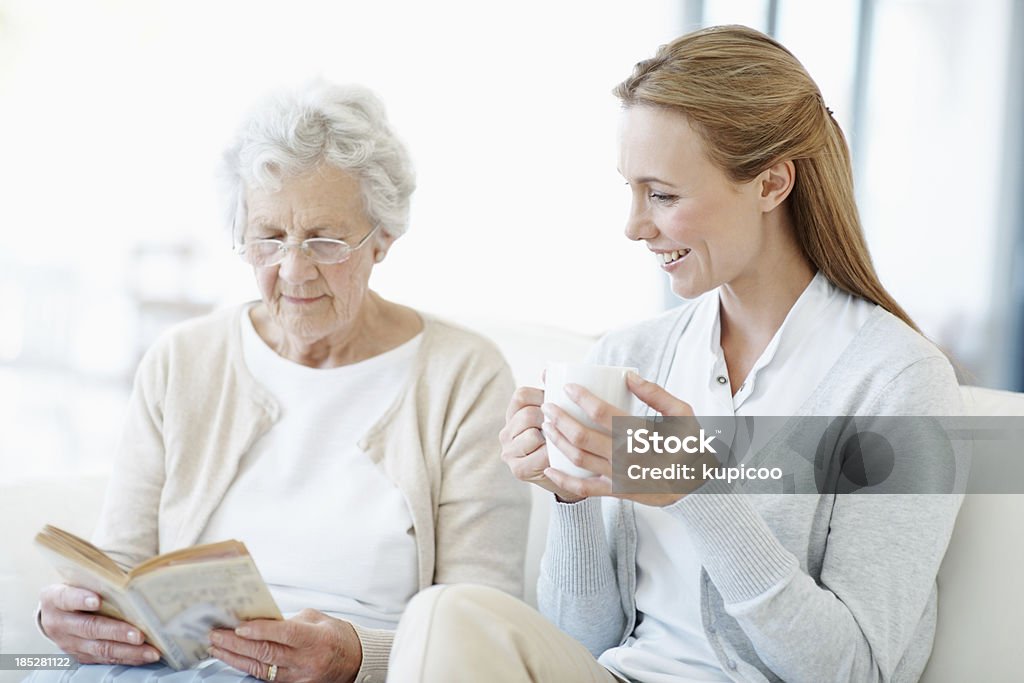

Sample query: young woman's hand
[540,372,707,507]
[38,584,162,665]
[499,386,586,503]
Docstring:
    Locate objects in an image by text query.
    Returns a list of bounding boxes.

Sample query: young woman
[389,25,963,683]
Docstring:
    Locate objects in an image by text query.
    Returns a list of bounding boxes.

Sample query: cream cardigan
[91,304,530,680]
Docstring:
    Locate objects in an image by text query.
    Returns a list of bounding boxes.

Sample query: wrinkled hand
[499,385,586,503]
[540,372,703,507]
[209,608,361,683]
[39,584,162,665]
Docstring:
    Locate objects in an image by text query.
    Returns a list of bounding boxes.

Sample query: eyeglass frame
[234,223,381,267]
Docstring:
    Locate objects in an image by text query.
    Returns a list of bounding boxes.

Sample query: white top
[197,306,422,629]
[600,272,876,682]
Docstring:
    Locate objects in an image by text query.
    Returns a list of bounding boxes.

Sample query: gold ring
[267,663,278,682]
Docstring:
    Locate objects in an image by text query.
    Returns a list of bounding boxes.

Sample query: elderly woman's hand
[38,584,162,665]
[539,372,708,507]
[208,609,361,683]
[499,386,588,503]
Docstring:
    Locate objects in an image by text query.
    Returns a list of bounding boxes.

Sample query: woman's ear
[758,159,796,212]
[372,231,397,263]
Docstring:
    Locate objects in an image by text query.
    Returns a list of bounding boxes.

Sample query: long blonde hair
[614,25,919,333]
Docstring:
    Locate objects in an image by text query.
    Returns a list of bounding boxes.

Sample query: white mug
[544,362,638,478]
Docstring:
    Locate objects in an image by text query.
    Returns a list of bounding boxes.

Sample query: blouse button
[727,659,738,670]
[716,375,728,385]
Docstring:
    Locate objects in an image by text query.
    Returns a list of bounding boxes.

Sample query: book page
[130,539,248,577]
[129,555,282,668]
[35,525,126,583]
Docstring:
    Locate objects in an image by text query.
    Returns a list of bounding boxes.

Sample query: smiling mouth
[659,249,691,265]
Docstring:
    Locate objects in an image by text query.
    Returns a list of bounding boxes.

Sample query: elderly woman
[33,82,529,682]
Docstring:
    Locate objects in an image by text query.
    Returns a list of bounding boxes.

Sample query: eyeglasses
[235,224,380,267]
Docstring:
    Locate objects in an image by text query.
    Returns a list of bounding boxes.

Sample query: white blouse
[197,306,421,629]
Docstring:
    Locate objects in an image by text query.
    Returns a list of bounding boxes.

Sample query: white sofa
[1,319,1022,682]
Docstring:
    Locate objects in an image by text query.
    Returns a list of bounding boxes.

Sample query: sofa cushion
[0,475,106,678]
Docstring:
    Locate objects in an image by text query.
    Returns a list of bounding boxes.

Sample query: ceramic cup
[544,362,638,478]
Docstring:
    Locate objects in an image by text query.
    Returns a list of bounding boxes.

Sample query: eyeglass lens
[245,239,351,266]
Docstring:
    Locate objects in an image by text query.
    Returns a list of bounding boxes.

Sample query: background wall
[0,0,1018,483]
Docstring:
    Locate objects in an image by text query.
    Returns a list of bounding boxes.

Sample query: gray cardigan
[538,303,964,683]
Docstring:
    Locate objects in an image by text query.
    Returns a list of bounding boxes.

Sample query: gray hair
[220,81,416,243]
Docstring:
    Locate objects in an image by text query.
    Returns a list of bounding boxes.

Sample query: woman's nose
[624,203,658,242]
[277,246,318,284]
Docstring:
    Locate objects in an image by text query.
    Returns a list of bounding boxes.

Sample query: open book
[35,525,283,670]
